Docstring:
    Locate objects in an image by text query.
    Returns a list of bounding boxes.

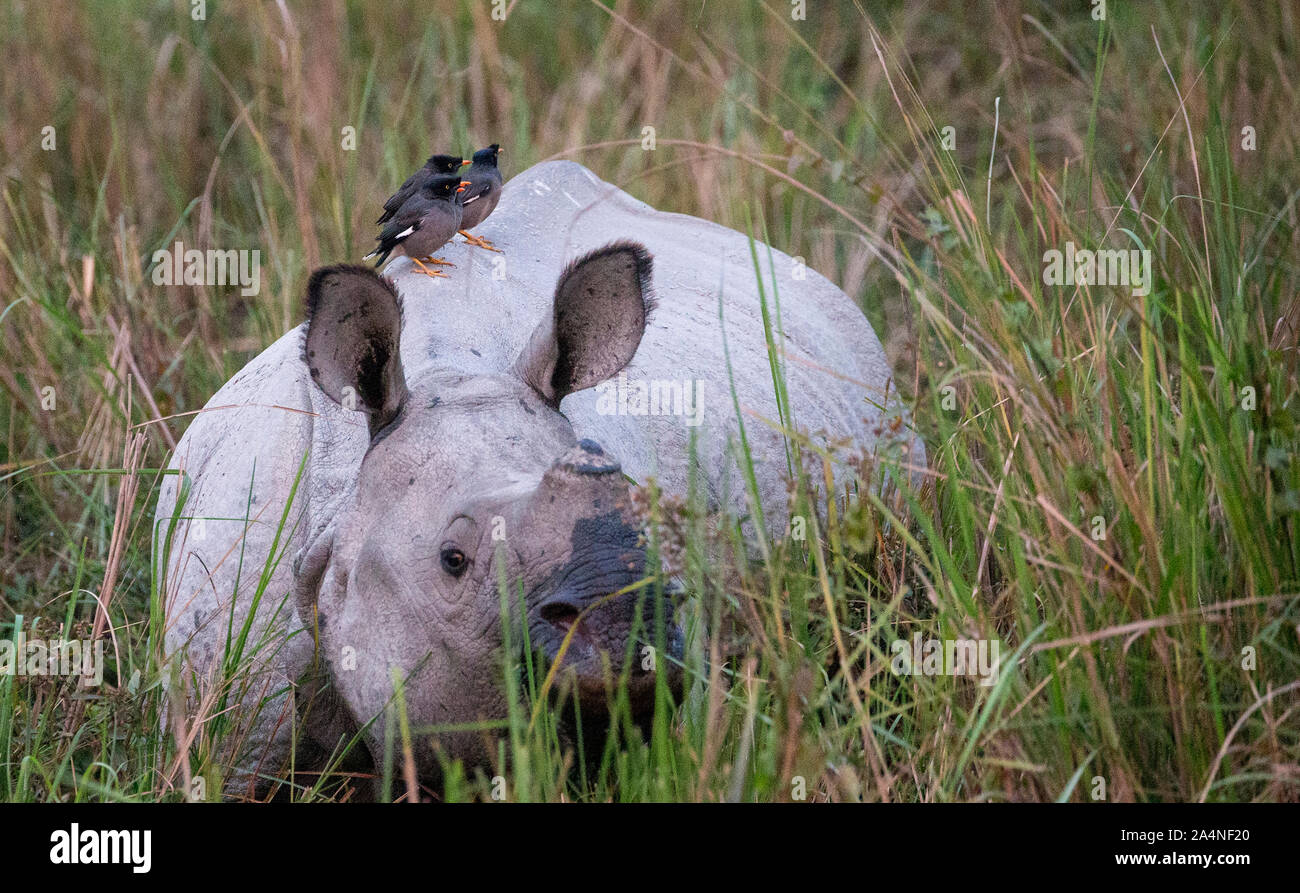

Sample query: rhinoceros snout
[521,440,684,709]
[531,577,684,709]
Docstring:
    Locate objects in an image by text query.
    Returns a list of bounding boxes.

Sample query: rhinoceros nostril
[539,602,581,631]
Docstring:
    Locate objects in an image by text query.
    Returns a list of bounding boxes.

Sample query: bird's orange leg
[459,230,502,252]
[412,258,449,278]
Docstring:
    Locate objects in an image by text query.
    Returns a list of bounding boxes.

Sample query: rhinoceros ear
[514,240,654,405]
[304,264,408,437]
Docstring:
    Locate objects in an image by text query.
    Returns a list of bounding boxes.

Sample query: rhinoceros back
[386,159,921,525]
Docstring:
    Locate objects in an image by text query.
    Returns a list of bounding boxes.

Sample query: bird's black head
[427,154,466,174]
[424,174,471,200]
[472,144,502,168]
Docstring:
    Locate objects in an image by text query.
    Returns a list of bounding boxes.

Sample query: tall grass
[1,0,1297,801]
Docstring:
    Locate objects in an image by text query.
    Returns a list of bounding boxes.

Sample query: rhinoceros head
[296,241,682,775]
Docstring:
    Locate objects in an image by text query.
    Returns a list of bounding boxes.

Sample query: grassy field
[1,0,1297,802]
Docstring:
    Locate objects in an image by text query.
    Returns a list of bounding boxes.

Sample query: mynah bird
[376,153,469,225]
[364,175,471,278]
[457,144,504,251]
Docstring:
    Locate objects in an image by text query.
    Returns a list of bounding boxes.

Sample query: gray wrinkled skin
[155,160,922,797]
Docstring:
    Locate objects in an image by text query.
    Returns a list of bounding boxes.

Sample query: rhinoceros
[155,159,921,798]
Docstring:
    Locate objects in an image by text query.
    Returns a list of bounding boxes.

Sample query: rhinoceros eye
[440,547,469,577]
